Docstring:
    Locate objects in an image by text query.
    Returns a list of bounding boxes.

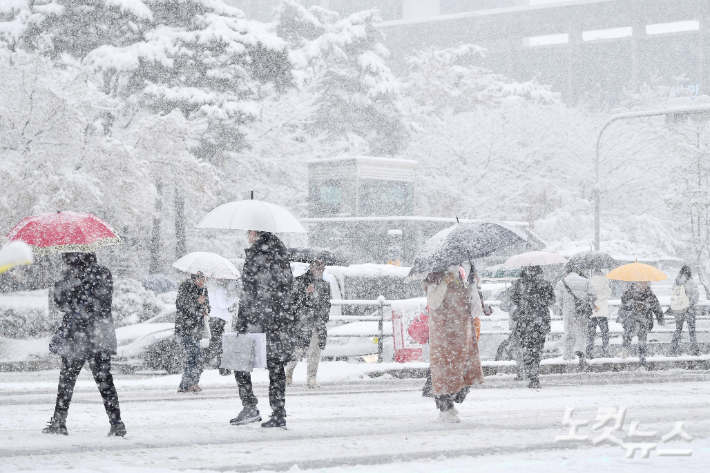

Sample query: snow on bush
[112,278,163,327]
[0,308,53,339]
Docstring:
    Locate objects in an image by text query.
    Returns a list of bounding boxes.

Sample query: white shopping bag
[221,333,255,372]
[221,333,267,370]
[243,333,267,369]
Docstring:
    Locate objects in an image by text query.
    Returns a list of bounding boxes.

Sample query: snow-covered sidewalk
[1,363,709,472]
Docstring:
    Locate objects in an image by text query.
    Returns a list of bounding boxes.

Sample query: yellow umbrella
[0,241,34,274]
[605,262,667,282]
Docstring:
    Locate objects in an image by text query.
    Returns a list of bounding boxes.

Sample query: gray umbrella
[565,251,618,273]
[406,222,527,281]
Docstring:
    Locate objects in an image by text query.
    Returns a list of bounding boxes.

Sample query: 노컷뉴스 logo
[554,407,693,458]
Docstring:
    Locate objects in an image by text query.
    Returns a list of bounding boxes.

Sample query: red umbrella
[7,211,122,255]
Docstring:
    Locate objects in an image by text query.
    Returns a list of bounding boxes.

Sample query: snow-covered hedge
[111,279,163,327]
[0,308,53,339]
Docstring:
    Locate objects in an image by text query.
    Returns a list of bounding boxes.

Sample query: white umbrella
[502,251,567,267]
[197,200,307,234]
[173,252,240,280]
[0,241,34,274]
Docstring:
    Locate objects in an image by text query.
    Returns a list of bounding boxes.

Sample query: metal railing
[330,297,390,362]
[327,297,710,361]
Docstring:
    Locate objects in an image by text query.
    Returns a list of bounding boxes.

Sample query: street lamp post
[594,102,710,251]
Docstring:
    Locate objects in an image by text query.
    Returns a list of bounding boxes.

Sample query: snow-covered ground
[2,362,709,472]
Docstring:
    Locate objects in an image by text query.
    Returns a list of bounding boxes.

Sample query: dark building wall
[380,0,710,105]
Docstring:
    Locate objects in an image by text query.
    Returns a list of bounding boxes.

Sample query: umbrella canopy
[502,251,567,267]
[197,200,306,234]
[0,241,34,274]
[172,252,240,280]
[407,222,527,281]
[288,247,347,266]
[7,211,121,255]
[605,262,667,282]
[480,264,521,279]
[565,251,618,273]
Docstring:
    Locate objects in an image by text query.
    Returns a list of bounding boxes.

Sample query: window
[309,179,342,216]
[358,180,413,216]
[646,20,699,35]
[320,185,342,204]
[522,33,569,47]
[583,27,633,41]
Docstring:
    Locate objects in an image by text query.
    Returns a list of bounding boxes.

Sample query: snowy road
[1,364,710,472]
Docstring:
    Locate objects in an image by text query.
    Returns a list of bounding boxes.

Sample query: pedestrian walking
[285,260,331,388]
[423,266,485,423]
[43,253,125,437]
[510,266,556,389]
[587,270,612,358]
[204,279,239,375]
[554,270,596,368]
[231,231,295,429]
[175,272,210,393]
[495,286,524,380]
[618,282,664,369]
[669,265,700,356]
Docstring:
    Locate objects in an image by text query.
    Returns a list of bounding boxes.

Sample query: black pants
[435,394,454,412]
[622,319,649,365]
[520,329,547,382]
[235,361,286,418]
[203,318,226,368]
[587,317,609,357]
[54,352,121,424]
[670,309,699,355]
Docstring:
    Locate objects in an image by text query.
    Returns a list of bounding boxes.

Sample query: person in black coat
[618,282,664,368]
[175,272,210,392]
[510,265,556,389]
[285,261,331,388]
[231,231,295,429]
[44,252,125,437]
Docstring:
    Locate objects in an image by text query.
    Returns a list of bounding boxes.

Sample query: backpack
[670,285,690,312]
[563,279,594,318]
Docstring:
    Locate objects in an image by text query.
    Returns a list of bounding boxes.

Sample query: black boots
[261,415,286,429]
[108,420,127,437]
[43,416,125,437]
[42,416,68,435]
[230,407,261,426]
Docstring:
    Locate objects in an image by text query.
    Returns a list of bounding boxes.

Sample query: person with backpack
[669,265,700,356]
[618,282,664,368]
[554,270,596,368]
[510,266,556,389]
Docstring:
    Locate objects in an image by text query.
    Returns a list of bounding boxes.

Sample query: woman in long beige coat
[424,266,485,423]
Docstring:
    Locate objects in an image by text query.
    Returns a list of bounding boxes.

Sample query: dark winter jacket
[510,268,556,335]
[292,270,331,350]
[53,253,117,357]
[236,232,295,363]
[175,278,210,338]
[619,286,664,330]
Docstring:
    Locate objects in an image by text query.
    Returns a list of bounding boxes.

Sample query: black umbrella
[565,251,618,273]
[288,247,347,266]
[406,222,527,281]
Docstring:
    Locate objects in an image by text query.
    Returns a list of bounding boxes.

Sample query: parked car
[114,310,184,374]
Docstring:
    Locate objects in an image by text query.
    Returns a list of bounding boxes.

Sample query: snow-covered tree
[0,51,218,273]
[276,0,407,156]
[665,118,710,292]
